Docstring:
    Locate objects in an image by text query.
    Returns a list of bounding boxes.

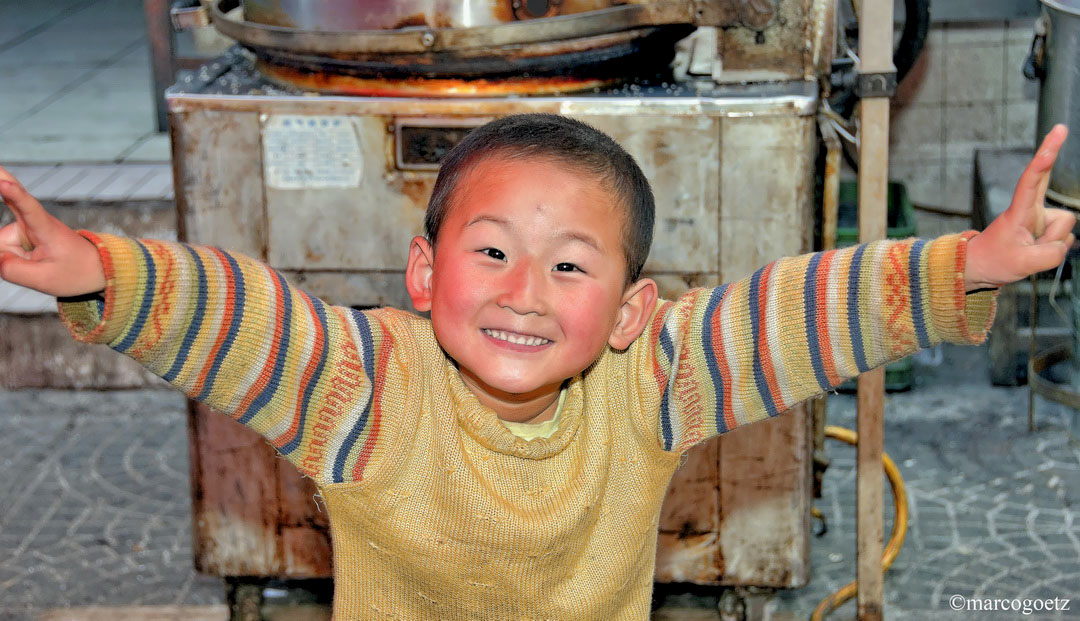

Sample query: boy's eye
[480,248,506,261]
[554,262,583,273]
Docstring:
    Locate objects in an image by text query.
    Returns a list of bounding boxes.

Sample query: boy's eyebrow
[464,214,511,229]
[464,214,603,253]
[558,230,603,253]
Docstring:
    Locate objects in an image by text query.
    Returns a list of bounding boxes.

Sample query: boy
[0,114,1074,619]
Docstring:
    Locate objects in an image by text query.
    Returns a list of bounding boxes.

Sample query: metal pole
[856,0,894,618]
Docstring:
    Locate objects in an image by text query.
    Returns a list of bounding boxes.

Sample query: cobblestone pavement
[0,390,222,620]
[1,345,1079,620]
[770,344,1080,620]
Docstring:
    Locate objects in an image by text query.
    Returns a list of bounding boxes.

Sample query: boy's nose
[496,259,546,316]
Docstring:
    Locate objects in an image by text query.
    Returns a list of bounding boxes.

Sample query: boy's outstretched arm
[0,169,106,296]
[0,165,397,485]
[965,124,1076,291]
[639,126,1076,453]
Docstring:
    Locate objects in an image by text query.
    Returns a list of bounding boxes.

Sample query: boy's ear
[406,236,435,312]
[608,277,658,351]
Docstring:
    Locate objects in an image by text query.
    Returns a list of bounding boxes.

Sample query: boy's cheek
[559,288,620,342]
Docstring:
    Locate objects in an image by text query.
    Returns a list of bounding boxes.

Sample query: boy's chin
[463,369,562,400]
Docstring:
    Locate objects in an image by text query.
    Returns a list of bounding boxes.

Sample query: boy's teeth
[484,329,549,346]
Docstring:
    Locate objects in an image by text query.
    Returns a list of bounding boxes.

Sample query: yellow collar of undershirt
[499,388,567,441]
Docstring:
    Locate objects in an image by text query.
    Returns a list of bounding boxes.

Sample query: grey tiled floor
[0,0,170,163]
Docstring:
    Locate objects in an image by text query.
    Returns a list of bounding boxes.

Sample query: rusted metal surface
[263,115,424,271]
[170,80,819,586]
[693,0,779,30]
[245,25,688,82]
[207,0,824,87]
[0,315,163,389]
[257,62,619,97]
[281,271,416,311]
[718,115,816,276]
[709,114,816,588]
[188,402,332,577]
[585,114,720,274]
[212,0,691,54]
[171,109,267,256]
[395,120,482,170]
[717,404,812,587]
[810,0,838,78]
[242,0,620,30]
[714,0,813,82]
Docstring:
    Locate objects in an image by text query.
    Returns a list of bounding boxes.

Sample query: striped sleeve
[645,232,997,453]
[57,232,397,485]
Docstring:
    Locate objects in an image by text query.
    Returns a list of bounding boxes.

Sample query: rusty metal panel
[582,114,721,275]
[277,456,333,577]
[170,90,819,587]
[280,270,415,311]
[716,0,812,82]
[710,113,816,589]
[171,109,267,256]
[655,531,724,583]
[718,115,816,279]
[0,315,162,389]
[188,402,332,578]
[659,438,719,534]
[264,115,428,270]
[718,404,813,587]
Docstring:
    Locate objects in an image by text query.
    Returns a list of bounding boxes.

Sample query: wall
[889,20,1040,228]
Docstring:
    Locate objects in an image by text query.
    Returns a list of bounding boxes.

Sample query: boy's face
[407,156,655,413]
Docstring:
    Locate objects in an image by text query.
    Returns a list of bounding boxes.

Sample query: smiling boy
[0,114,1074,619]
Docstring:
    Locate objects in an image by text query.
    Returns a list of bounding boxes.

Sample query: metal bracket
[855,71,897,98]
[171,0,210,30]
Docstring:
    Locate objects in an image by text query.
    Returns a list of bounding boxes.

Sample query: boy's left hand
[965,124,1077,292]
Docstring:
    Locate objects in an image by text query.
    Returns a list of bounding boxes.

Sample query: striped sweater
[59,231,995,619]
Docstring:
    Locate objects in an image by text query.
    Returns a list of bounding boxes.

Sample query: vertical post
[144,0,173,133]
[856,0,894,619]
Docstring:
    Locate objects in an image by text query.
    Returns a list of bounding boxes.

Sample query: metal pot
[241,0,617,30]
[1031,0,1080,208]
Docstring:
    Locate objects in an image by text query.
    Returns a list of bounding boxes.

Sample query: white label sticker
[263,115,362,189]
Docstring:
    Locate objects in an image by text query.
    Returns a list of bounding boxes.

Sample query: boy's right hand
[0,166,106,297]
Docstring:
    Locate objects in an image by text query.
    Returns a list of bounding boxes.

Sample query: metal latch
[171,0,209,30]
[855,70,897,99]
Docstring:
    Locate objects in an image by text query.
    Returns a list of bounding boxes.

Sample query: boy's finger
[0,223,31,258]
[0,251,41,288]
[1035,207,1078,245]
[1021,240,1069,277]
[0,180,49,249]
[0,164,18,185]
[1009,124,1068,229]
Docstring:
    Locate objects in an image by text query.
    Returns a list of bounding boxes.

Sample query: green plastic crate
[837,181,917,392]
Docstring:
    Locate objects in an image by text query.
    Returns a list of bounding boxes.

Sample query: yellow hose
[810,425,909,621]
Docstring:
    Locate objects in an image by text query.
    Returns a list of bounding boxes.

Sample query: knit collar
[446,359,584,460]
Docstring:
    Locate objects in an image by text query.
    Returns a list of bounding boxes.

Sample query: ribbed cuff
[57,231,142,345]
[926,231,998,345]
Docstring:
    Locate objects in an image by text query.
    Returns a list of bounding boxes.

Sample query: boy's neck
[458,369,564,425]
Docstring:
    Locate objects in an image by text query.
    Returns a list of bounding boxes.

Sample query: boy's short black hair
[424,113,655,284]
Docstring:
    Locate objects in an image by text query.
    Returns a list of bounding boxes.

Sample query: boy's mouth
[481,328,551,347]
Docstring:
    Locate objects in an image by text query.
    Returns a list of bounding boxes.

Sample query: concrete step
[6,163,173,202]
